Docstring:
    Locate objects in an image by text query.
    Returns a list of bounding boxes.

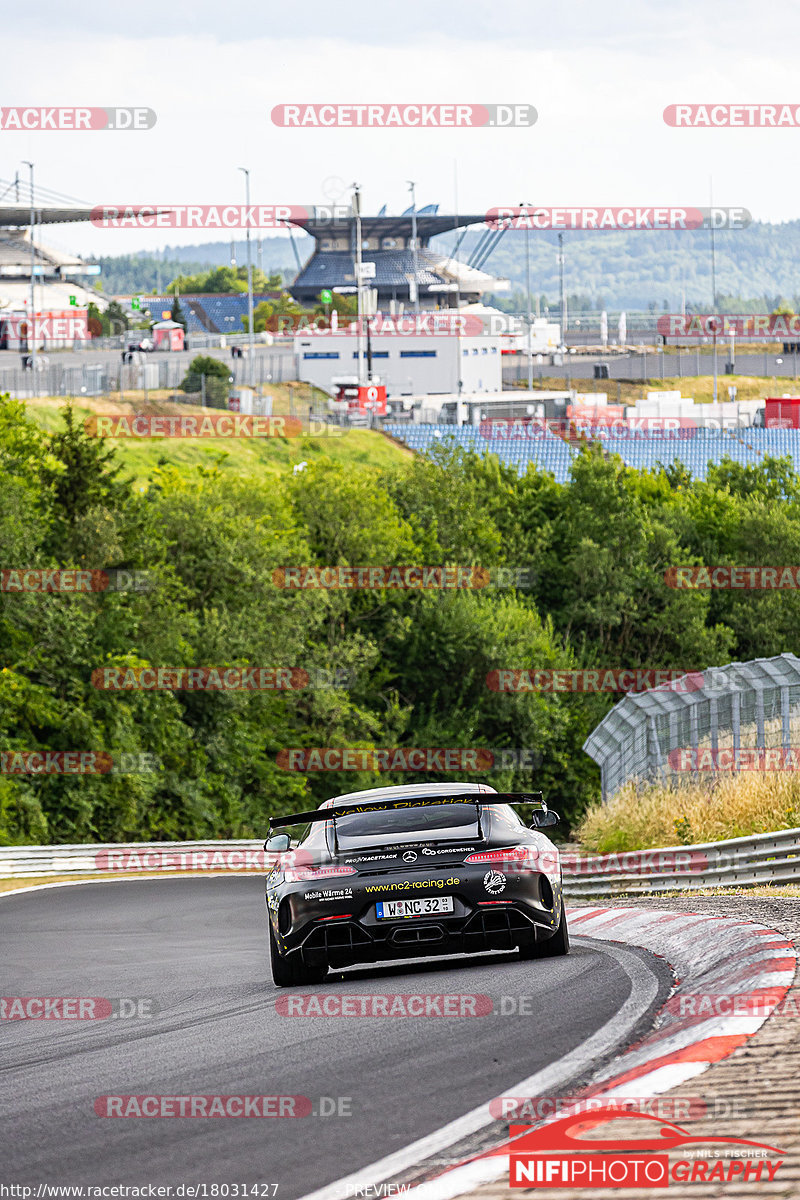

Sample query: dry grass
[520,374,797,407]
[577,773,800,853]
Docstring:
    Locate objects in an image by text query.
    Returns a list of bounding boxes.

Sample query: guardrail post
[756,685,765,750]
[732,689,740,760]
[646,715,661,782]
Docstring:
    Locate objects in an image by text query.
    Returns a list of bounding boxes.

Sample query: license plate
[375,896,454,920]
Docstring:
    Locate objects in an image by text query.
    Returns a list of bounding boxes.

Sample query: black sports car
[264,782,568,987]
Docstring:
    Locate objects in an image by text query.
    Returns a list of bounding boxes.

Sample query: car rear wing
[268,791,547,833]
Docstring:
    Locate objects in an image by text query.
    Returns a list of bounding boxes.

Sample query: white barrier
[0,827,798,892]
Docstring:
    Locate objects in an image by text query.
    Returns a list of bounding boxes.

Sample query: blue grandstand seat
[382,424,800,484]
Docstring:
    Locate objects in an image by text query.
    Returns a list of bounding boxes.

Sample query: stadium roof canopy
[289,210,488,243]
[0,207,98,227]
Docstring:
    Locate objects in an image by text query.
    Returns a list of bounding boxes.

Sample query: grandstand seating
[383,424,800,481]
[292,249,444,304]
[143,294,279,334]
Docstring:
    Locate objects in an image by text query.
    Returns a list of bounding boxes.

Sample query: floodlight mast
[238,167,255,383]
[353,184,365,386]
[22,161,35,382]
[408,180,420,314]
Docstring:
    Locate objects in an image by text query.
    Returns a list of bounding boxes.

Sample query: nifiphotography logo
[505,1107,786,1188]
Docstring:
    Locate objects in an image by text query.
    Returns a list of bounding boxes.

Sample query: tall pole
[711,188,720,402]
[23,161,35,379]
[238,167,255,384]
[709,176,717,312]
[558,232,566,346]
[522,201,533,390]
[407,180,419,314]
[353,184,365,385]
[453,160,463,412]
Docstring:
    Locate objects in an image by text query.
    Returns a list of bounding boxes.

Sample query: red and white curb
[555,907,795,1100]
[303,905,797,1200]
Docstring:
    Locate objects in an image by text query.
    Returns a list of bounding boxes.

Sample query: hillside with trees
[3,396,800,844]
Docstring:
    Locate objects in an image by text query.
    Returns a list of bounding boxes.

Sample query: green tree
[167,266,284,295]
[179,355,231,408]
[170,295,188,333]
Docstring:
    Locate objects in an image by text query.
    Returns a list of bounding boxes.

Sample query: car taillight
[283,865,358,883]
[465,846,535,864]
[465,846,560,875]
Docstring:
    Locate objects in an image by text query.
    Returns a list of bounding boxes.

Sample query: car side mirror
[264,833,291,852]
[531,809,560,829]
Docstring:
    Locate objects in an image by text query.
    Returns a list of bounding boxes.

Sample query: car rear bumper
[270,890,563,969]
[301,903,561,968]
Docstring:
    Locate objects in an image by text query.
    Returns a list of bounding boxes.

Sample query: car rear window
[329,802,481,849]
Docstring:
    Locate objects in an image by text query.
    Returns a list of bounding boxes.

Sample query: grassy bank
[577,774,800,852]
[16,391,413,485]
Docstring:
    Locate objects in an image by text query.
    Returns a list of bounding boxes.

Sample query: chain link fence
[0,352,292,399]
[583,654,800,801]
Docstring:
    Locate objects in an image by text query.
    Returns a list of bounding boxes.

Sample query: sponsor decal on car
[302,888,354,902]
[484,869,507,894]
[365,877,460,893]
[342,842,492,865]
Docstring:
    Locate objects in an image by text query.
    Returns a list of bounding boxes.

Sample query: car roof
[321,782,497,810]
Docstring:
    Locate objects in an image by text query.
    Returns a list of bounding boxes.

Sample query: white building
[295,313,503,397]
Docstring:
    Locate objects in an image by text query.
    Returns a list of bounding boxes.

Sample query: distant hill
[87,222,800,311]
[88,236,309,296]
[438,222,800,311]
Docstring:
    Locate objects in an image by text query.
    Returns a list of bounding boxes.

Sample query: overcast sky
[3,1,800,257]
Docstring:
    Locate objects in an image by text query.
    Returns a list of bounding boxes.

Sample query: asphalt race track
[1,880,671,1197]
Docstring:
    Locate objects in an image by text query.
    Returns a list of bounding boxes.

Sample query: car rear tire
[520,906,570,959]
[537,906,570,957]
[269,922,328,987]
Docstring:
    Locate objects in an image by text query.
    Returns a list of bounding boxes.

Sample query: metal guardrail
[561,826,800,895]
[0,828,798,893]
[0,840,273,878]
